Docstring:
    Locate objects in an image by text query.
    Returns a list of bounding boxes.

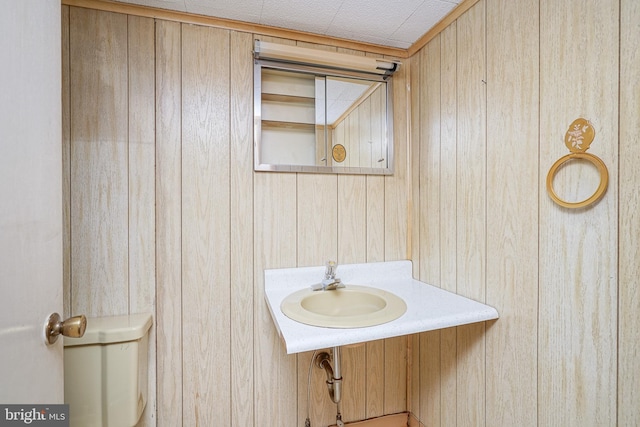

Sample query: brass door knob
[45,313,87,345]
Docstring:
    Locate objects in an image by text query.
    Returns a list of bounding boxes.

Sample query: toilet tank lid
[64,313,153,347]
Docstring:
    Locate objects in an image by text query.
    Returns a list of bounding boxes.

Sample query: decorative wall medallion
[332,144,346,163]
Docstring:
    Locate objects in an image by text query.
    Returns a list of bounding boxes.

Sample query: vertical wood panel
[417,38,441,286]
[155,19,183,426]
[417,35,442,426]
[366,174,385,265]
[383,336,407,414]
[297,175,338,266]
[539,0,618,424]
[342,343,367,422]
[127,15,156,426]
[364,338,385,418]
[181,24,231,425]
[229,30,255,427]
[127,15,155,315]
[455,3,486,425]
[297,171,337,427]
[69,7,128,316]
[385,57,409,262]
[382,54,409,416]
[618,0,640,423]
[408,47,421,419]
[485,0,539,425]
[439,22,458,427]
[254,172,298,426]
[338,173,368,423]
[338,175,367,264]
[365,174,386,419]
[455,0,485,304]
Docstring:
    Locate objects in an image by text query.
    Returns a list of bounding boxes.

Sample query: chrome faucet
[311,261,345,291]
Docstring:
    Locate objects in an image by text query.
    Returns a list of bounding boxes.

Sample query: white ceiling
[116,0,461,49]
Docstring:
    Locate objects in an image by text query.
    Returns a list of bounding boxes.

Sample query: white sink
[264,260,499,354]
[280,285,407,328]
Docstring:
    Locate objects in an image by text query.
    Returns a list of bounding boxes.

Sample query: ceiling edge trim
[61,0,409,58]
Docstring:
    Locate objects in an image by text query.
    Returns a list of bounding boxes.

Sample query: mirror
[254,62,394,175]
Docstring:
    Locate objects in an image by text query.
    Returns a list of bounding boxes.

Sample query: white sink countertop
[264,260,499,354]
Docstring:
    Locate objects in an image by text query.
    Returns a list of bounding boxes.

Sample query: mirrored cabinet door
[325,76,388,169]
[254,55,396,175]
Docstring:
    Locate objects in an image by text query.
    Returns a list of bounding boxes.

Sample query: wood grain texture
[619,0,640,423]
[366,176,385,265]
[455,4,486,425]
[418,35,442,287]
[407,53,421,417]
[382,51,409,416]
[455,0,485,304]
[411,36,441,425]
[229,30,255,427]
[65,9,413,427]
[127,15,156,314]
[254,172,298,426]
[127,15,156,426]
[364,339,385,418]
[342,344,367,422]
[539,0,618,424]
[297,174,338,267]
[69,7,128,316]
[383,336,407,414]
[364,140,387,423]
[61,5,640,425]
[384,56,408,262]
[181,24,231,426]
[438,22,458,427]
[297,170,337,427]
[155,19,183,426]
[411,0,634,426]
[485,0,539,425]
[416,36,442,426]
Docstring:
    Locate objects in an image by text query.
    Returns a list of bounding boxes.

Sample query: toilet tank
[63,313,153,427]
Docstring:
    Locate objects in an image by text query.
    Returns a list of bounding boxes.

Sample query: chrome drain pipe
[314,347,343,405]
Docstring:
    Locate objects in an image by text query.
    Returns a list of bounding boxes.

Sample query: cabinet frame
[254,58,395,175]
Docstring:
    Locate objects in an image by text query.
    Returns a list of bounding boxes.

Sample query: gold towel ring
[546,118,609,209]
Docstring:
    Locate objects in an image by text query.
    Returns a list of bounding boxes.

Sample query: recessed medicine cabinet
[254,40,400,175]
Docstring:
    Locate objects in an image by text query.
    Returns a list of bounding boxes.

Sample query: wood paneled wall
[62,7,408,426]
[62,1,640,425]
[410,0,640,426]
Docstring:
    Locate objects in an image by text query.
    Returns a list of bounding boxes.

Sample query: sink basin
[280,285,407,328]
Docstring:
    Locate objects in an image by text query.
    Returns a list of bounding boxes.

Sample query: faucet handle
[325,260,337,280]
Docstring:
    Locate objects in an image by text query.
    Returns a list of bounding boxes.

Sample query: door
[0,0,64,403]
